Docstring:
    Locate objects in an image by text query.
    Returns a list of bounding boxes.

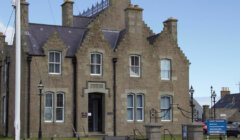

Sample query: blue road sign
[207,119,226,135]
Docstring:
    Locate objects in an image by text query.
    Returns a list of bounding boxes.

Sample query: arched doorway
[88,93,104,132]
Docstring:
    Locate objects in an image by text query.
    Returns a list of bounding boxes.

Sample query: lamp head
[189,86,194,94]
[38,80,44,90]
[212,91,217,98]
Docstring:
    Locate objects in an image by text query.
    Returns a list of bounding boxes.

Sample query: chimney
[0,32,6,45]
[125,4,143,36]
[21,0,29,31]
[62,0,74,27]
[163,17,178,42]
[221,87,230,98]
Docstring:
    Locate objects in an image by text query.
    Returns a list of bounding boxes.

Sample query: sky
[0,0,240,106]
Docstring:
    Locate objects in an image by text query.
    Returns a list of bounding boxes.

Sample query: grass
[0,135,239,140]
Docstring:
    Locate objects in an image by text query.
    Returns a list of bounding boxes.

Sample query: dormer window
[49,51,61,74]
[90,53,102,76]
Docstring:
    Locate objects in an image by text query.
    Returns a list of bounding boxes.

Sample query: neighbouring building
[0,0,191,138]
[203,87,240,122]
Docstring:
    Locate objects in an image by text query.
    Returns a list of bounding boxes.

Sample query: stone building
[0,0,191,138]
[203,88,240,122]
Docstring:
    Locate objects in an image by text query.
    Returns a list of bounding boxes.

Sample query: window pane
[46,94,52,107]
[91,54,96,63]
[44,108,52,121]
[96,54,101,64]
[127,95,133,107]
[55,64,60,73]
[137,108,143,120]
[137,95,143,107]
[91,65,95,74]
[127,108,133,120]
[161,110,170,120]
[49,64,54,73]
[57,94,63,107]
[55,52,60,62]
[131,56,135,65]
[56,108,63,121]
[49,53,54,62]
[96,65,101,74]
[135,56,139,66]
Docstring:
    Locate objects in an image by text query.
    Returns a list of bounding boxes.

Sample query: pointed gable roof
[25,23,125,57]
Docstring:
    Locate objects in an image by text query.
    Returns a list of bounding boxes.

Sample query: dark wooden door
[88,94,103,132]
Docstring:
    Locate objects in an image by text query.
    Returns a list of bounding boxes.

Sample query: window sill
[90,74,102,76]
[44,121,53,123]
[161,120,172,122]
[56,121,64,123]
[130,75,141,78]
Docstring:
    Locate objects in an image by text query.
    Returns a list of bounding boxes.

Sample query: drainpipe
[5,57,10,136]
[112,57,117,136]
[27,56,32,138]
[72,56,77,137]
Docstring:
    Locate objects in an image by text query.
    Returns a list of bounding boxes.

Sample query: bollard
[23,137,25,140]
[51,137,54,140]
[77,136,80,140]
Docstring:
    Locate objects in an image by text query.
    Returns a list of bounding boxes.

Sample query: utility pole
[14,0,21,140]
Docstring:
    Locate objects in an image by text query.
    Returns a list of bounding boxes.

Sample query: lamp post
[210,86,213,119]
[212,91,216,120]
[38,80,44,139]
[189,86,195,123]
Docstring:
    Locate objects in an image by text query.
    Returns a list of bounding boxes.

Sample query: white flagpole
[14,0,21,139]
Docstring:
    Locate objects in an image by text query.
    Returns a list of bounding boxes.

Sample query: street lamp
[210,86,213,119]
[38,80,44,139]
[189,86,195,123]
[212,90,217,119]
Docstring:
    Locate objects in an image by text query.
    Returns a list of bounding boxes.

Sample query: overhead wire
[4,8,14,36]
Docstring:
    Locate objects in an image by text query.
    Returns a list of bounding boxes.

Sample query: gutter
[27,56,32,138]
[72,56,77,137]
[112,57,117,136]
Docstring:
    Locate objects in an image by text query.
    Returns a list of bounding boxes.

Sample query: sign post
[207,119,227,140]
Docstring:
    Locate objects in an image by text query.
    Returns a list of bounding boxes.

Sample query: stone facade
[0,0,191,138]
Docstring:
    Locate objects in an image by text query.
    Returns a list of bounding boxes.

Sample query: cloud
[0,21,14,45]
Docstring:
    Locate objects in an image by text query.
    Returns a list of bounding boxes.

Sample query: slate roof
[214,93,240,109]
[73,16,93,28]
[26,23,126,57]
[147,34,160,44]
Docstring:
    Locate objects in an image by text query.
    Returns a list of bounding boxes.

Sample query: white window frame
[127,94,134,122]
[129,55,141,77]
[44,93,53,122]
[136,94,144,122]
[90,53,102,76]
[160,59,171,80]
[48,51,62,75]
[160,95,172,121]
[56,93,64,123]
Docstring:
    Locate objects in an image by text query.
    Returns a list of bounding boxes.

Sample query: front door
[88,93,103,132]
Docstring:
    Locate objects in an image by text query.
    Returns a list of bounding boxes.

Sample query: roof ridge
[29,23,88,30]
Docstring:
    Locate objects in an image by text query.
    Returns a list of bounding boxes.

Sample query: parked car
[227,122,240,137]
[203,122,207,134]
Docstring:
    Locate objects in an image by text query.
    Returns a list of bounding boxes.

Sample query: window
[49,51,61,74]
[90,53,102,75]
[161,96,172,121]
[127,94,134,121]
[44,93,53,122]
[161,59,171,80]
[2,96,6,124]
[130,55,141,77]
[136,94,144,121]
[56,93,64,122]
